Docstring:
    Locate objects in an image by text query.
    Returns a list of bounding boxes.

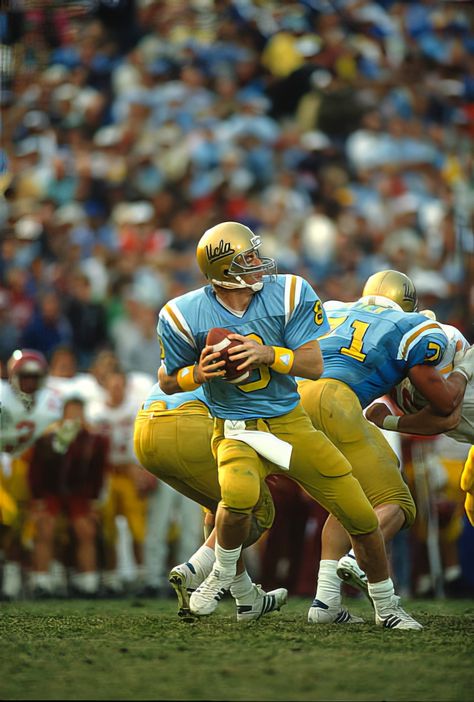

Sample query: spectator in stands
[63,270,109,371]
[118,300,162,377]
[20,290,73,359]
[0,288,20,364]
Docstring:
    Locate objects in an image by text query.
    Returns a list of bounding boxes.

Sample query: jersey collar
[358,295,404,312]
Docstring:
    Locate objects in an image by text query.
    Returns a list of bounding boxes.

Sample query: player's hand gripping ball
[206,327,250,384]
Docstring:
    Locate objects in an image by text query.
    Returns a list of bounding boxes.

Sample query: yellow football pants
[102,473,147,545]
[134,402,275,532]
[298,378,416,528]
[212,402,379,536]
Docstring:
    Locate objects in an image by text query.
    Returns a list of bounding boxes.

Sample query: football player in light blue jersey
[158,222,422,630]
[364,310,474,533]
[134,382,283,622]
[297,270,469,624]
[158,266,328,420]
[366,314,474,444]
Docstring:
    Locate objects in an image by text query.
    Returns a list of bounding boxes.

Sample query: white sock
[314,560,341,607]
[50,560,67,591]
[444,565,461,582]
[30,571,53,592]
[367,578,395,614]
[102,570,123,591]
[230,570,253,600]
[416,574,432,596]
[187,545,215,583]
[73,571,99,594]
[134,565,147,586]
[2,561,22,598]
[347,549,355,559]
[214,542,241,577]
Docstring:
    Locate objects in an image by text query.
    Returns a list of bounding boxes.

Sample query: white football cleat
[168,562,201,621]
[236,584,288,623]
[337,554,372,603]
[375,595,423,630]
[308,598,364,624]
[189,567,234,616]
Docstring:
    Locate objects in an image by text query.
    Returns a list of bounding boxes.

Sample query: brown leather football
[206,327,250,384]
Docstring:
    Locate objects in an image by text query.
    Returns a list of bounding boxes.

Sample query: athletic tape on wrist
[270,346,294,374]
[382,415,400,431]
[177,365,200,391]
[453,367,470,383]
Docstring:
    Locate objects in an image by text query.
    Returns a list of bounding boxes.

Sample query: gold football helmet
[196,221,277,290]
[362,270,418,312]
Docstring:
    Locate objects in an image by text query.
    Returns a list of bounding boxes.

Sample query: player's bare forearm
[408,364,466,416]
[366,401,462,436]
[158,365,182,394]
[290,341,323,380]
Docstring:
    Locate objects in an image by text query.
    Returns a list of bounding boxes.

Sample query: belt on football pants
[223,419,292,470]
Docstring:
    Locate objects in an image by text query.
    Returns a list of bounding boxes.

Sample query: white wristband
[453,346,474,382]
[382,415,400,431]
[453,367,470,383]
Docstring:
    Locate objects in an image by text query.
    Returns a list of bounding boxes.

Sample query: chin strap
[358,295,404,311]
[212,277,263,292]
[235,276,263,292]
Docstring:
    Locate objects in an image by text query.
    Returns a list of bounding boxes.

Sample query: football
[206,327,250,384]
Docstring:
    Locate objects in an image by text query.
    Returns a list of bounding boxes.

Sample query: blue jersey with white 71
[319,300,449,408]
[157,274,329,420]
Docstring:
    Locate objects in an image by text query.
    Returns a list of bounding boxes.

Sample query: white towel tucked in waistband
[223,420,292,470]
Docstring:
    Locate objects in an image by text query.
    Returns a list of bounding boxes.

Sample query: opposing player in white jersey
[1,350,63,456]
[87,368,155,595]
[0,349,63,599]
[158,221,421,629]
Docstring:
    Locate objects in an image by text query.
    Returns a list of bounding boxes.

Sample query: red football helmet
[7,349,48,407]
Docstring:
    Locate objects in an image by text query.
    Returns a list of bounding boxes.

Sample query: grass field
[0,596,473,701]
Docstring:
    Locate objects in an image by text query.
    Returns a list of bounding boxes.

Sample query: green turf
[0,597,473,701]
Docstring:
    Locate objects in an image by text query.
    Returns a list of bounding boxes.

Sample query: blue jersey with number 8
[158,274,329,419]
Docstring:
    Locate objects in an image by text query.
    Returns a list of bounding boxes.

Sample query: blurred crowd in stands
[0,0,473,600]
